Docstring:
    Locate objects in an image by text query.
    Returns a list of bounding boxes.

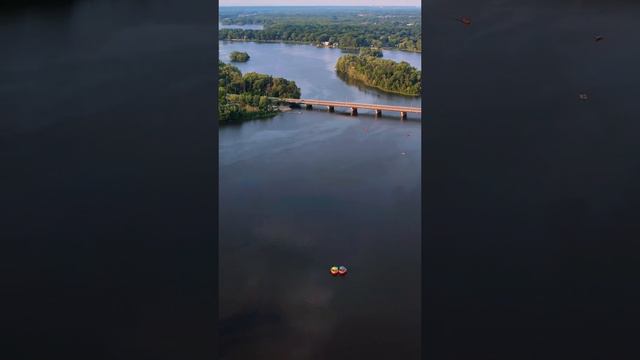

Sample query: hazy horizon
[219,1,420,7]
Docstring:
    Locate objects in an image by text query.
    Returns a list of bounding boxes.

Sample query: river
[219,41,421,359]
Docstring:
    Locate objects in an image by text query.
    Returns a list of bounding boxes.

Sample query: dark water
[219,42,421,359]
[422,1,640,358]
[1,1,218,359]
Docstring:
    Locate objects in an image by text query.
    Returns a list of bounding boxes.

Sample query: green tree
[335,55,421,96]
[218,61,301,123]
[359,48,383,58]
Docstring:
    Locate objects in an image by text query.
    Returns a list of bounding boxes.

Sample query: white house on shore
[318,41,338,48]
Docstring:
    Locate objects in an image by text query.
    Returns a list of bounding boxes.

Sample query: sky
[219,0,420,6]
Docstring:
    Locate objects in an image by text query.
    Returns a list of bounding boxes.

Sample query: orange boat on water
[455,16,472,26]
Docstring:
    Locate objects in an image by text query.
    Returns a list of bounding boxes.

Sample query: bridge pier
[305,104,313,110]
[328,106,334,112]
[350,107,358,116]
[400,111,407,120]
[375,109,382,117]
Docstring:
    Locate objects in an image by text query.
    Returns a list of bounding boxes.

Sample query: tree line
[220,23,421,52]
[359,48,383,57]
[218,9,421,53]
[220,6,421,25]
[335,55,421,96]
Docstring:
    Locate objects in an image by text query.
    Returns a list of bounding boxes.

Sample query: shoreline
[219,39,421,54]
[220,103,295,124]
[336,70,421,97]
[221,110,279,124]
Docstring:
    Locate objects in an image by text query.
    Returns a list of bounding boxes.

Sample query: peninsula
[218,61,301,122]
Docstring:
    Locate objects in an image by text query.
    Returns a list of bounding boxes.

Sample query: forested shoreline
[335,55,421,96]
[219,25,420,53]
[218,7,421,53]
[218,61,301,122]
[359,48,384,57]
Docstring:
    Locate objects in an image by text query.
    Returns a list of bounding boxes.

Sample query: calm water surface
[219,41,421,359]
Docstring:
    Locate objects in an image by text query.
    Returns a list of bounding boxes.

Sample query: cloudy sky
[220,0,420,6]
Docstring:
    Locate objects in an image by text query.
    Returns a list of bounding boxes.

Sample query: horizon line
[219,5,420,7]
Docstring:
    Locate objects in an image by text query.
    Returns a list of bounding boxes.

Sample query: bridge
[274,98,421,119]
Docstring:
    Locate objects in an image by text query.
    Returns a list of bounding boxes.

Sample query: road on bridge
[272,97,421,119]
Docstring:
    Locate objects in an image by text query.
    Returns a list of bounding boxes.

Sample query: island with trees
[218,61,301,122]
[229,51,250,62]
[335,54,421,96]
[359,48,383,58]
[219,7,421,53]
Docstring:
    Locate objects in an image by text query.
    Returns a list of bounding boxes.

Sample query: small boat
[330,266,339,276]
[338,266,348,276]
[455,16,472,26]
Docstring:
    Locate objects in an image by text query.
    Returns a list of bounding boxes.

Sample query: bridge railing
[271,98,421,113]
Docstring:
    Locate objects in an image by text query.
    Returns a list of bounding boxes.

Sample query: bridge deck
[278,98,421,113]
